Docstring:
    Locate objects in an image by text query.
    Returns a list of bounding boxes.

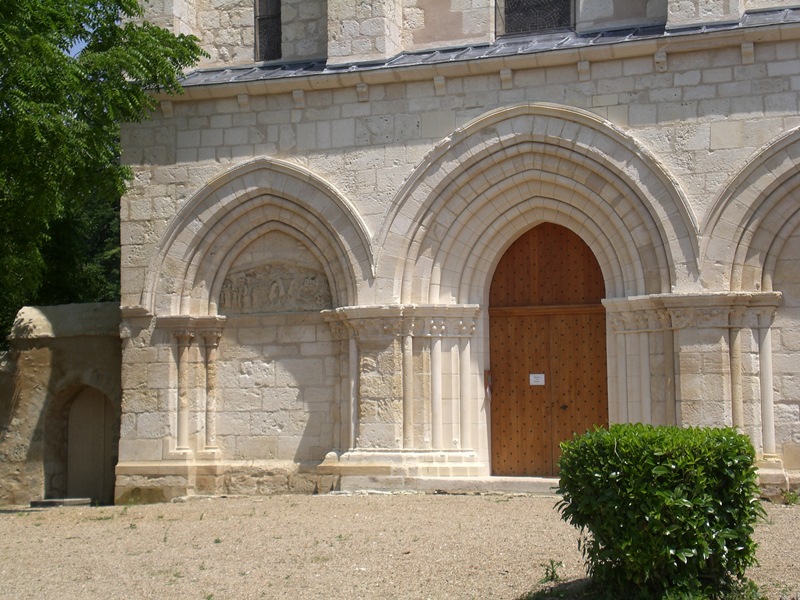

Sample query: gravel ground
[0,493,797,600]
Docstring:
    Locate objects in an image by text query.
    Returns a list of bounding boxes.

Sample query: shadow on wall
[212,310,345,494]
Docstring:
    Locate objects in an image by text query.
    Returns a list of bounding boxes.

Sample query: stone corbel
[119,305,153,342]
[500,68,513,90]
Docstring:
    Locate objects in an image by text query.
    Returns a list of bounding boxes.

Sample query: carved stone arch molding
[142,157,374,316]
[702,127,800,467]
[702,125,800,293]
[375,103,698,304]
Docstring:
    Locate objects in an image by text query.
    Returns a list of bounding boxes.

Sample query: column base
[114,459,339,504]
[319,449,488,478]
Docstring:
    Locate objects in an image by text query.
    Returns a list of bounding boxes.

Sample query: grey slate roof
[179,8,800,88]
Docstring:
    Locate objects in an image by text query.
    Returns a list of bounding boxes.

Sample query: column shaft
[759,316,776,455]
[459,338,472,450]
[431,336,443,450]
[176,333,193,451]
[402,334,414,448]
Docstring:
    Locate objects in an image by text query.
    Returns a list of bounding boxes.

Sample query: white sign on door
[529,373,545,386]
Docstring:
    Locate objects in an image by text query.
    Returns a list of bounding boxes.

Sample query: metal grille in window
[501,0,572,35]
[257,0,281,61]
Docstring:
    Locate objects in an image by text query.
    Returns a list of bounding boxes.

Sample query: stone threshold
[339,475,560,495]
[30,498,93,508]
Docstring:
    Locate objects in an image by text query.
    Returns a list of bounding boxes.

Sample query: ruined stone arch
[143,158,374,316]
[376,103,698,304]
[702,126,800,293]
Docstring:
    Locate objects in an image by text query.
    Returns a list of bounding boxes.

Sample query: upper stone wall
[197,0,254,65]
[137,0,712,68]
[666,0,800,28]
[402,0,493,51]
[282,0,328,61]
[139,0,800,69]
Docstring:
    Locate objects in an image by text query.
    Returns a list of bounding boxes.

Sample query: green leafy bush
[557,424,765,599]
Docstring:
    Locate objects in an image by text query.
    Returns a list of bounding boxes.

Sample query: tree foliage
[0,0,205,345]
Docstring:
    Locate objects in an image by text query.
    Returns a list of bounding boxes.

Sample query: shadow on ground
[518,579,597,599]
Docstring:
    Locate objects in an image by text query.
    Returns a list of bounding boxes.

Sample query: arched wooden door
[67,387,116,504]
[489,223,608,476]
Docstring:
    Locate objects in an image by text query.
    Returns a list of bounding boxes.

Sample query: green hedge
[557,424,764,598]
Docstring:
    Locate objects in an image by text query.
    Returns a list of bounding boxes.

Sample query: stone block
[118,439,163,461]
[236,435,278,459]
[216,412,251,436]
[136,412,170,439]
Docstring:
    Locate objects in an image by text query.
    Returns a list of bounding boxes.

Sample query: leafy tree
[0,0,205,346]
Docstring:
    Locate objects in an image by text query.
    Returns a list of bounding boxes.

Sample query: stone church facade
[21,0,800,503]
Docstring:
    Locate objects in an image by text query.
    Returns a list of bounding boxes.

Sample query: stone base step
[30,498,92,508]
[339,475,560,495]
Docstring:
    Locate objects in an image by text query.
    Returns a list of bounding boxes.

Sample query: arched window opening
[256,0,281,61]
[497,0,573,36]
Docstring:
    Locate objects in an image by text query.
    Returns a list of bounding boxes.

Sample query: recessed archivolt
[377,103,697,304]
[143,158,374,315]
[206,219,341,313]
[412,153,641,302]
[702,126,800,292]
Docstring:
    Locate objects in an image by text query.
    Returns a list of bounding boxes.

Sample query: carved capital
[325,304,479,342]
[669,308,693,330]
[157,314,226,346]
[728,306,750,329]
[199,330,222,348]
[755,306,778,328]
[412,305,480,339]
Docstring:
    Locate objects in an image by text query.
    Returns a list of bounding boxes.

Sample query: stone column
[158,314,226,456]
[174,330,194,452]
[636,316,652,425]
[428,317,445,450]
[339,309,405,449]
[323,319,350,451]
[728,307,749,432]
[757,307,778,457]
[608,314,629,423]
[658,310,677,426]
[414,308,479,451]
[458,317,477,451]
[200,330,222,450]
[605,301,658,425]
[402,324,415,449]
[349,336,359,449]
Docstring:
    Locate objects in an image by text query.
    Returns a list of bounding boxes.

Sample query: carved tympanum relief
[219,231,333,314]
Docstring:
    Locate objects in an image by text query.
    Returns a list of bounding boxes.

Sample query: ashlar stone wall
[141,0,800,67]
[117,7,800,496]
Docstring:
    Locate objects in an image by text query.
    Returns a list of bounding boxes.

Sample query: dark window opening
[499,0,573,35]
[257,0,281,61]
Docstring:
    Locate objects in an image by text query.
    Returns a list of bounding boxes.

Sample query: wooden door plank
[489,223,608,477]
[549,310,608,470]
